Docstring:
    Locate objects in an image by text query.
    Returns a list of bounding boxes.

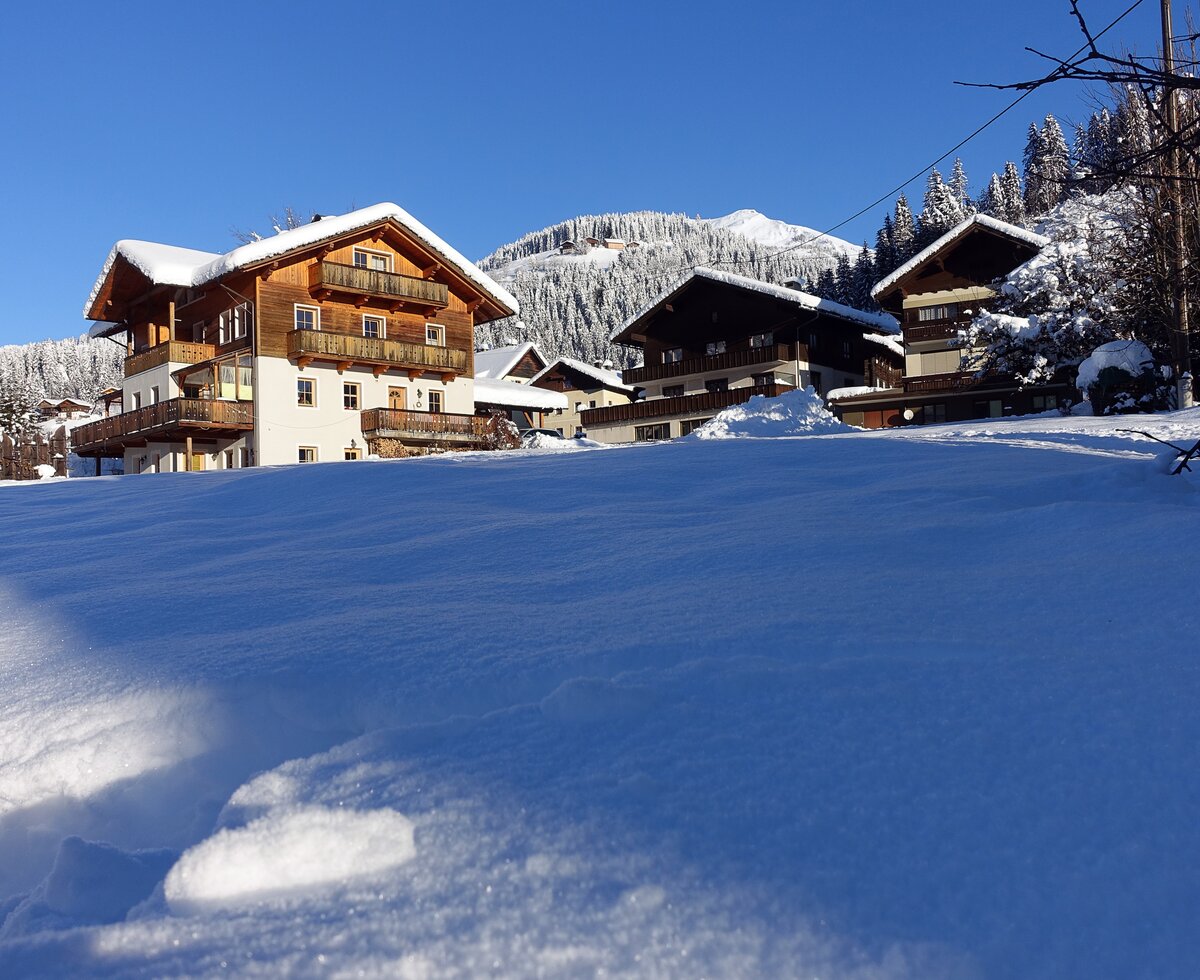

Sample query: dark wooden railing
[309,262,449,307]
[361,408,491,443]
[624,343,795,384]
[124,341,216,377]
[902,372,993,393]
[71,398,254,453]
[580,383,788,426]
[288,330,466,374]
[903,320,971,344]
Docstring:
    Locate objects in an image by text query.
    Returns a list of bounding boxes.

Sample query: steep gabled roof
[871,214,1049,301]
[529,356,635,394]
[85,202,518,325]
[473,341,548,380]
[612,267,898,346]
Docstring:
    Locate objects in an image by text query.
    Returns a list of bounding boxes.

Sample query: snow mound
[164,806,415,912]
[692,388,851,439]
[1076,339,1155,391]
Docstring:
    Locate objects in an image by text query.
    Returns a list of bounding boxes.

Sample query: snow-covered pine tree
[979,172,1005,218]
[949,158,974,214]
[1024,115,1071,216]
[833,251,855,306]
[918,169,965,246]
[1000,161,1026,226]
[848,245,879,311]
[873,214,897,282]
[892,193,917,262]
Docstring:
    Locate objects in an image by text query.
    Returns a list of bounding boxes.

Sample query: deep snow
[1,405,1199,978]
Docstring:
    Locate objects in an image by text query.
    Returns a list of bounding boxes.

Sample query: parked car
[520,428,566,447]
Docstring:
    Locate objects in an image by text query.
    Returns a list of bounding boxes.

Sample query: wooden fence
[1,426,69,480]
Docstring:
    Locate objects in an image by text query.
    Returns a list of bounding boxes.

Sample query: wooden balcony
[580,383,789,426]
[624,343,795,384]
[902,371,991,393]
[124,341,216,377]
[288,329,467,379]
[308,261,449,312]
[71,398,254,456]
[903,320,971,344]
[361,408,491,447]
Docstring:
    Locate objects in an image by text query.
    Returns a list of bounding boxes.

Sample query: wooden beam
[373,365,388,378]
[407,369,422,381]
[439,372,456,384]
[355,295,370,308]
[336,360,352,374]
[297,356,313,370]
[185,436,193,471]
[422,262,441,279]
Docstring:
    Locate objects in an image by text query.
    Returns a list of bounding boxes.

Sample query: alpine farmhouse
[578,268,902,443]
[831,215,1070,427]
[72,204,518,472]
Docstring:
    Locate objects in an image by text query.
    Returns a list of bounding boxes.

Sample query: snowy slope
[702,208,861,258]
[1,409,1200,977]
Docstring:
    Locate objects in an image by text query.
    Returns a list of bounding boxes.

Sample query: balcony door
[388,386,407,410]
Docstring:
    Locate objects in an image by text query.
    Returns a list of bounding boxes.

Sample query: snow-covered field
[2,401,1199,978]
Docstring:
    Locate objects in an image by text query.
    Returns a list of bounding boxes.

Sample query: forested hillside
[476,210,860,366]
[0,335,123,405]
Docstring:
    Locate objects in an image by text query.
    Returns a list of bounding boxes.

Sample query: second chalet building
[831,215,1068,428]
[579,268,902,442]
[73,204,518,471]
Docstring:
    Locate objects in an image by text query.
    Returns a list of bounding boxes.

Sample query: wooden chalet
[73,203,517,472]
[37,397,93,419]
[530,356,635,437]
[579,268,902,443]
[473,342,548,382]
[831,215,1070,428]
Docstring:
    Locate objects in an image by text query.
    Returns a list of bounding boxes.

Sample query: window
[191,321,206,342]
[705,340,726,356]
[298,447,317,463]
[589,400,596,409]
[428,390,443,413]
[352,248,391,271]
[842,341,852,358]
[705,378,729,393]
[662,347,683,364]
[297,377,315,407]
[425,323,445,346]
[225,450,235,469]
[635,423,672,441]
[362,315,385,339]
[679,418,713,436]
[809,332,819,350]
[921,403,948,424]
[749,332,773,349]
[575,401,584,412]
[752,373,775,387]
[810,371,823,395]
[917,303,958,322]
[663,384,684,398]
[150,385,159,404]
[343,382,361,411]
[1031,394,1060,412]
[219,302,253,344]
[344,447,362,460]
[294,305,320,332]
[240,447,252,468]
[132,391,142,410]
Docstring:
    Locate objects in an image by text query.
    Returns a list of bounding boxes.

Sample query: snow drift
[692,386,851,439]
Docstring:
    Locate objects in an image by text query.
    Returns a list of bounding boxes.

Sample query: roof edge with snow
[871,214,1049,301]
[529,356,634,394]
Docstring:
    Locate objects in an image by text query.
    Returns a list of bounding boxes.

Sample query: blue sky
[0,0,1164,346]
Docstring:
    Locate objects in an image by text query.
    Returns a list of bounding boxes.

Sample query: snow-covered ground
[2,402,1199,978]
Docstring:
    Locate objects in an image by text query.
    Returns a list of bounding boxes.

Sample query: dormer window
[352,248,391,271]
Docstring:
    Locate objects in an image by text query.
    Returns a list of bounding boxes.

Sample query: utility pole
[1162,0,1193,407]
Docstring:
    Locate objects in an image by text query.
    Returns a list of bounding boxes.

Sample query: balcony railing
[361,408,492,445]
[309,261,449,308]
[71,398,254,455]
[903,321,972,344]
[580,383,789,426]
[124,341,216,377]
[902,371,997,393]
[288,329,466,376]
[624,343,795,384]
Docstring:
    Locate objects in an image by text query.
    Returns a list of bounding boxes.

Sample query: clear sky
[0,0,1164,346]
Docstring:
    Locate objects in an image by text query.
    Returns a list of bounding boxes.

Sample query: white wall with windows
[251,357,475,466]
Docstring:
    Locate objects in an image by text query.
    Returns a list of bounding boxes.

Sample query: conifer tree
[833,251,854,306]
[949,158,973,213]
[1000,161,1026,226]
[918,169,965,246]
[892,194,916,261]
[980,173,1005,217]
[873,214,897,281]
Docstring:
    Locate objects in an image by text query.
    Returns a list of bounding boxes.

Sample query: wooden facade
[76,206,515,466]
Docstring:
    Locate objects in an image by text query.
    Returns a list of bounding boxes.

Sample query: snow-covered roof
[826,385,894,401]
[871,214,1050,301]
[529,356,635,394]
[85,202,518,321]
[614,267,898,344]
[473,342,546,381]
[41,396,93,408]
[472,377,567,411]
[861,331,905,358]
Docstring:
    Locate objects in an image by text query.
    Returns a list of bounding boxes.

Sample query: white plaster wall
[252,357,475,466]
[122,363,179,409]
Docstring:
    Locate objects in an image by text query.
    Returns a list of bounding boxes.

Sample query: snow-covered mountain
[476,210,860,367]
